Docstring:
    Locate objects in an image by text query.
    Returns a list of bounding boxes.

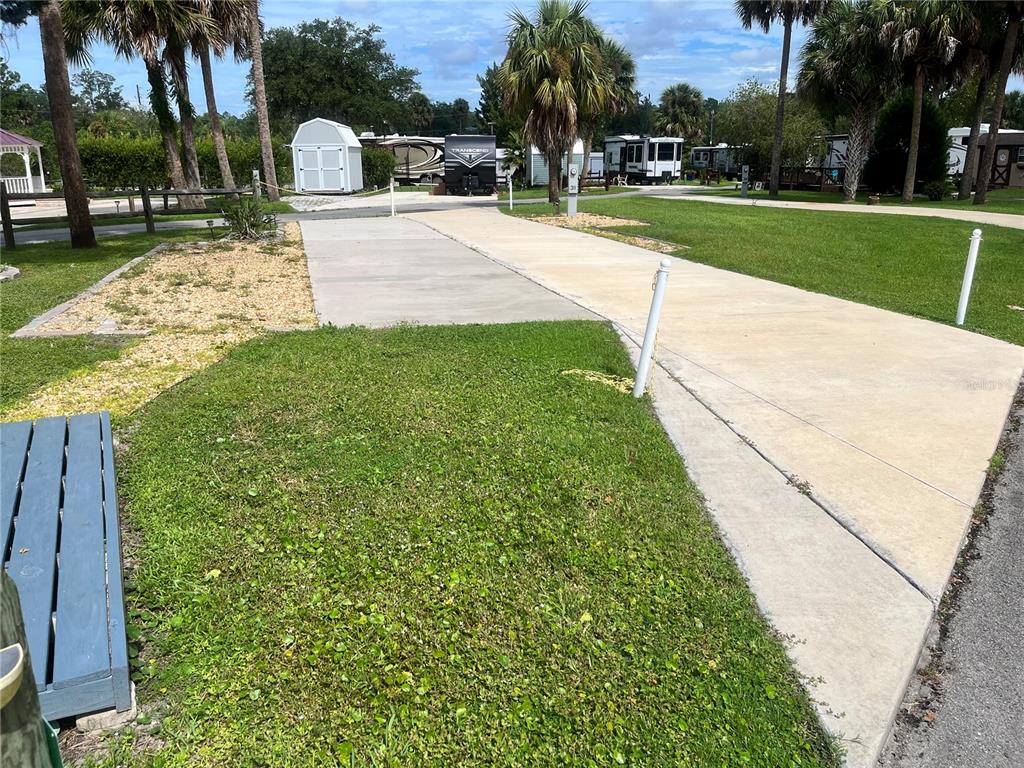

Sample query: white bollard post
[956,228,982,326]
[389,178,396,217]
[508,173,513,212]
[633,258,672,398]
[252,169,261,201]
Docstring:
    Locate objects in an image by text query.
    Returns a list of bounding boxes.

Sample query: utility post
[567,164,579,218]
[741,165,749,198]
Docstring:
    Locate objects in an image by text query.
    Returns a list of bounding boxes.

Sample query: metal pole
[508,172,513,212]
[390,178,396,217]
[633,258,672,398]
[1,181,15,251]
[956,228,983,326]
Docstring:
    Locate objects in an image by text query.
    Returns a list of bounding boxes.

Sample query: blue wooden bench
[1,412,131,721]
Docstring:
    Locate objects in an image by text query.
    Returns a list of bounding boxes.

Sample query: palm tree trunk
[38,0,95,248]
[843,104,875,202]
[902,64,925,203]
[768,13,793,199]
[249,0,280,202]
[959,72,990,200]
[199,45,237,197]
[975,11,1020,205]
[580,131,593,190]
[145,57,187,205]
[167,45,205,210]
[547,148,561,211]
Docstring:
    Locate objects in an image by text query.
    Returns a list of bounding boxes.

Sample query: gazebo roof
[0,128,43,147]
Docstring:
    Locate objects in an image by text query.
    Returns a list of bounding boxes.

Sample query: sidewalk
[409,208,1024,767]
[653,193,1024,230]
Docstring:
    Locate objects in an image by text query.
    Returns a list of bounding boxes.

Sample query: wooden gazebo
[0,128,47,194]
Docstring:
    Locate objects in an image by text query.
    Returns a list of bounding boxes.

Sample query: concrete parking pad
[410,208,1024,766]
[300,217,594,327]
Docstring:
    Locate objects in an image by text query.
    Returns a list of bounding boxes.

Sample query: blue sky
[4,0,1022,116]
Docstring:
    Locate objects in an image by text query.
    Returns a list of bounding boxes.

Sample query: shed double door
[299,147,344,191]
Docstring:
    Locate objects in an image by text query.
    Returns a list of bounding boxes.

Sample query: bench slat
[0,420,32,558]
[8,416,66,688]
[100,412,132,712]
[53,414,110,687]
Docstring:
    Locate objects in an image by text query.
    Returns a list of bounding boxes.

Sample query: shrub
[221,197,277,239]
[75,135,293,190]
[361,147,395,190]
[865,92,951,194]
[923,180,948,201]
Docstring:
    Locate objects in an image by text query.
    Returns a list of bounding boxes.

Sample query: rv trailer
[359,134,445,184]
[689,143,741,178]
[603,135,684,183]
[444,134,497,195]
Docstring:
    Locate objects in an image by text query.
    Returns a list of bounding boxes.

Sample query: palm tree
[799,0,897,201]
[165,20,214,204]
[975,2,1024,204]
[248,0,279,202]
[956,5,1005,200]
[735,1,831,198]
[498,0,609,210]
[408,93,434,133]
[192,0,252,194]
[36,0,95,248]
[877,0,976,202]
[580,37,636,186]
[61,0,213,209]
[656,82,706,141]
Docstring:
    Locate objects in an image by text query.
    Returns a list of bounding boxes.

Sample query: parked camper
[604,135,684,183]
[444,134,497,195]
[291,118,363,193]
[359,133,444,185]
[689,143,739,178]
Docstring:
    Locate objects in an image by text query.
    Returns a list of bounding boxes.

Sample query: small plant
[221,197,277,240]
[922,180,948,202]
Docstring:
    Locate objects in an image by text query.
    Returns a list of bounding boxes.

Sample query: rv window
[648,144,656,162]
[675,144,681,160]
[701,151,709,162]
[1018,147,1024,163]
[657,143,674,161]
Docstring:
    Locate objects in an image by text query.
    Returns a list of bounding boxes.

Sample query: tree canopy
[717,79,827,176]
[255,17,420,133]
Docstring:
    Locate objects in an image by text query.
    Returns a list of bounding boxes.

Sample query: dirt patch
[527,214,682,255]
[4,224,317,420]
[37,223,315,334]
[529,213,649,229]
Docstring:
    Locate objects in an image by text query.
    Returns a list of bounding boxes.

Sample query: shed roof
[290,118,362,147]
[0,128,43,147]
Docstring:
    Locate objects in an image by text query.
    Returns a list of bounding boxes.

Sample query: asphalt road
[881,387,1023,768]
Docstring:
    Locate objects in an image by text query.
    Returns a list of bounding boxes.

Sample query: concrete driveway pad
[410,208,1024,767]
[300,217,594,328]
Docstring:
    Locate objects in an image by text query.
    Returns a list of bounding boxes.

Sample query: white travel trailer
[689,143,740,177]
[947,125,1024,177]
[291,118,363,192]
[604,135,684,183]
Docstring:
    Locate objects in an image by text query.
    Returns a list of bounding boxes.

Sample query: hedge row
[76,136,293,190]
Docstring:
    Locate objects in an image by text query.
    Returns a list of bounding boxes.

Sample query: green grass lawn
[694,186,1024,216]
[505,197,1024,346]
[0,230,217,411]
[113,322,838,767]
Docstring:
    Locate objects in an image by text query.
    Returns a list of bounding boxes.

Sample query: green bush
[923,180,948,201]
[865,92,951,194]
[361,147,395,190]
[196,138,293,188]
[221,196,277,239]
